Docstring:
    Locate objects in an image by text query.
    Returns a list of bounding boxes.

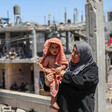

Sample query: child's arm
[60,70,66,77]
[59,64,67,70]
[43,56,53,74]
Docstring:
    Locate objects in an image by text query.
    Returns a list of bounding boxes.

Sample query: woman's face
[71,45,79,63]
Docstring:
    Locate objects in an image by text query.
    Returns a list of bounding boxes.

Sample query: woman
[46,41,99,112]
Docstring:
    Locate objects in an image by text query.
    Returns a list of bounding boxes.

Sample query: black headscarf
[66,41,94,76]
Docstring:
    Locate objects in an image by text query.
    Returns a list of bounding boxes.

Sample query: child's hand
[46,69,52,74]
[45,69,55,75]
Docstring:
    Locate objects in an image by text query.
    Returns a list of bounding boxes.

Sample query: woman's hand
[55,67,62,74]
[51,67,62,74]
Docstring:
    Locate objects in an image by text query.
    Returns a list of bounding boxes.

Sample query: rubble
[106,83,112,103]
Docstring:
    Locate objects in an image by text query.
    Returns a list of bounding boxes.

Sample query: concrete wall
[0,63,42,94]
[34,64,41,94]
[0,89,51,112]
[85,0,106,112]
[0,64,5,87]
[5,63,32,89]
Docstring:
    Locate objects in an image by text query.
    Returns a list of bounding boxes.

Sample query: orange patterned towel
[39,38,68,97]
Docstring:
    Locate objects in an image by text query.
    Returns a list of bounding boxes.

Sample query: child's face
[49,43,59,56]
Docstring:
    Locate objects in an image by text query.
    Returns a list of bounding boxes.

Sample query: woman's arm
[62,63,99,89]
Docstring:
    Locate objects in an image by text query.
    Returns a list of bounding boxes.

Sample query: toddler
[39,38,68,111]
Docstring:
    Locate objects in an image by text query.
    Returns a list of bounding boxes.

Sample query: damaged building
[105,11,112,82]
[0,0,107,112]
[0,20,86,94]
